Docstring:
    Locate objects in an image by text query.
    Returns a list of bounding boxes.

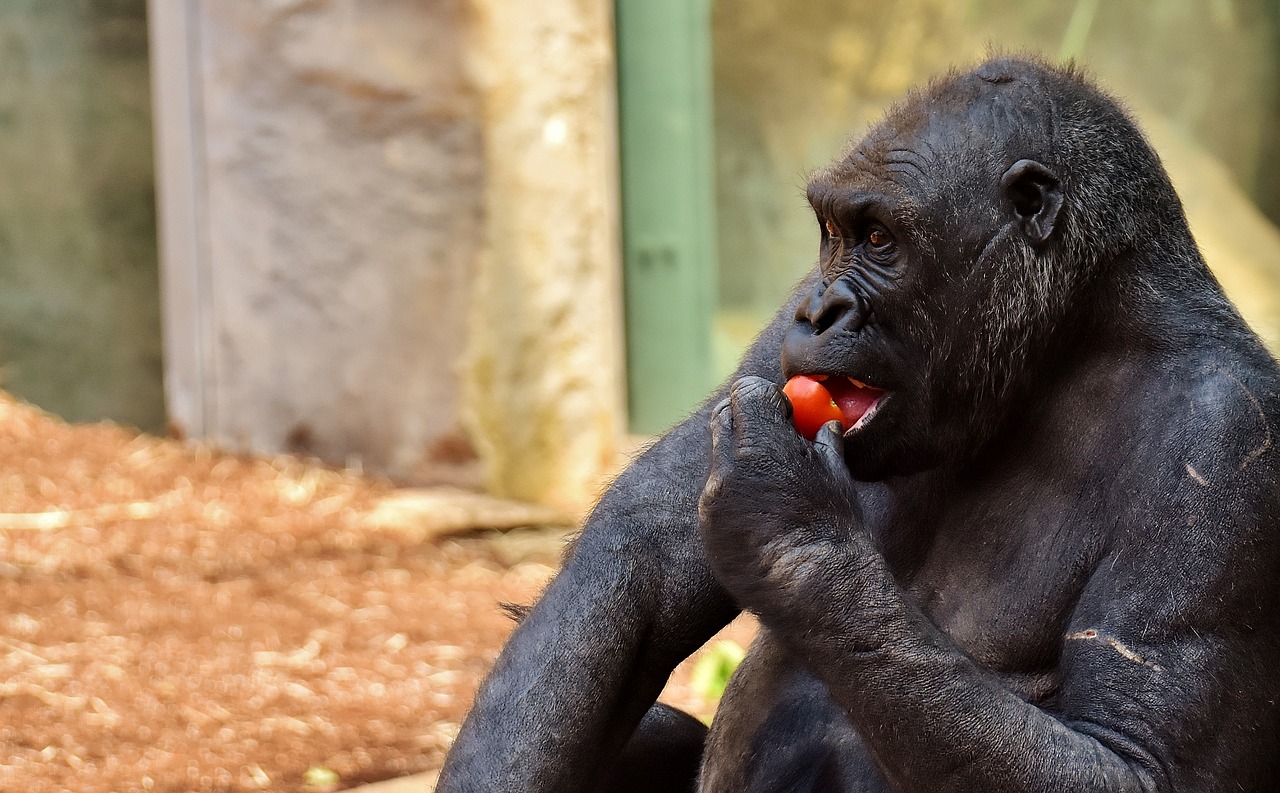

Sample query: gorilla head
[782,57,1201,480]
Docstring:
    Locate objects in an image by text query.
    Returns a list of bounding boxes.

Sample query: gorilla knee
[599,703,707,793]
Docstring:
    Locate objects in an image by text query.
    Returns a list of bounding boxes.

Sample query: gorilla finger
[813,421,847,473]
[701,471,724,505]
[711,396,732,421]
[729,376,791,430]
[709,396,734,463]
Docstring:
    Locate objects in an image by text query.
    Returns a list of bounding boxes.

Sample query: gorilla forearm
[438,288,805,792]
[437,419,733,792]
[753,541,1158,792]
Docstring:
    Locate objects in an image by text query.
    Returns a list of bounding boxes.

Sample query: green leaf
[304,765,340,791]
[690,640,746,704]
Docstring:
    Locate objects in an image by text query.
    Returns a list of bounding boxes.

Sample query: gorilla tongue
[823,376,886,429]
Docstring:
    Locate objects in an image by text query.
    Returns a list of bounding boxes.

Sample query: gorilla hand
[698,375,866,620]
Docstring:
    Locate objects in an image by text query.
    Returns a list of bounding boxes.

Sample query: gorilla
[437,57,1280,791]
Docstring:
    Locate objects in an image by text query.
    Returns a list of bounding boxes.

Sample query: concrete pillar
[150,0,486,485]
[461,0,627,512]
[150,0,628,509]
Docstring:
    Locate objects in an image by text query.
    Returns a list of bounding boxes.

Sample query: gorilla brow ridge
[808,178,927,263]
[881,148,931,193]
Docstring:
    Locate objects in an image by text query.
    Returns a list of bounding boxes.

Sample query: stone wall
[191,0,486,485]
[152,0,488,484]
[153,0,626,510]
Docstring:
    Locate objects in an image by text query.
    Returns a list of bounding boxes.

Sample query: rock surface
[189,0,486,486]
[159,0,628,514]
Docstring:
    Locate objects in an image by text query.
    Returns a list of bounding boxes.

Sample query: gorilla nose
[795,277,868,335]
[784,277,870,375]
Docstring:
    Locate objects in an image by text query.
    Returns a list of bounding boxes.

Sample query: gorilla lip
[812,375,887,432]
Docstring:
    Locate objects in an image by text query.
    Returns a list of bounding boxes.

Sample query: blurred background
[1,0,1278,514]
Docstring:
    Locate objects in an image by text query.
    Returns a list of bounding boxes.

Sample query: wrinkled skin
[437,58,1280,792]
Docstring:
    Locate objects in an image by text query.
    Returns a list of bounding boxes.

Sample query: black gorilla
[438,57,1280,791]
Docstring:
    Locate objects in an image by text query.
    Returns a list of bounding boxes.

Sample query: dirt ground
[0,393,754,792]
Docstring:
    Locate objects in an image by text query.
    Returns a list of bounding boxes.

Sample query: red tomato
[782,375,844,440]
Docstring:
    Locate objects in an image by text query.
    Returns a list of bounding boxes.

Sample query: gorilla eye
[867,226,893,250]
[824,219,838,237]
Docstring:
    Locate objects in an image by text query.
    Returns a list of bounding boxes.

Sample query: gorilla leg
[599,702,707,793]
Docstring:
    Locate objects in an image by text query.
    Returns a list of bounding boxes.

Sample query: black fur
[600,703,707,793]
[499,601,532,624]
[438,57,1280,792]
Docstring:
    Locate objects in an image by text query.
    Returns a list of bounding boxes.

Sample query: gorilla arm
[435,278,813,793]
[699,376,1280,792]
[436,419,733,793]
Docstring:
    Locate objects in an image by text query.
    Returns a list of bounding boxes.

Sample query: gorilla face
[781,71,1070,481]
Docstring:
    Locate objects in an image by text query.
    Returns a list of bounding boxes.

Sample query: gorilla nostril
[805,278,864,334]
[812,299,843,333]
[797,283,826,327]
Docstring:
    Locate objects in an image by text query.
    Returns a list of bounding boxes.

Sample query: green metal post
[615,0,718,434]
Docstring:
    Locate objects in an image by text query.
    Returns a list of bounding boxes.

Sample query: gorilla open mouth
[816,375,887,433]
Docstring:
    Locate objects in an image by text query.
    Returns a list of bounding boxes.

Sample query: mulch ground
[0,393,754,793]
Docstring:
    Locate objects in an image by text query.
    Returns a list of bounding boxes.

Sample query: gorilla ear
[1001,159,1063,245]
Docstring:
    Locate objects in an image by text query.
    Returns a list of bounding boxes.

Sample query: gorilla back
[438,57,1280,792]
